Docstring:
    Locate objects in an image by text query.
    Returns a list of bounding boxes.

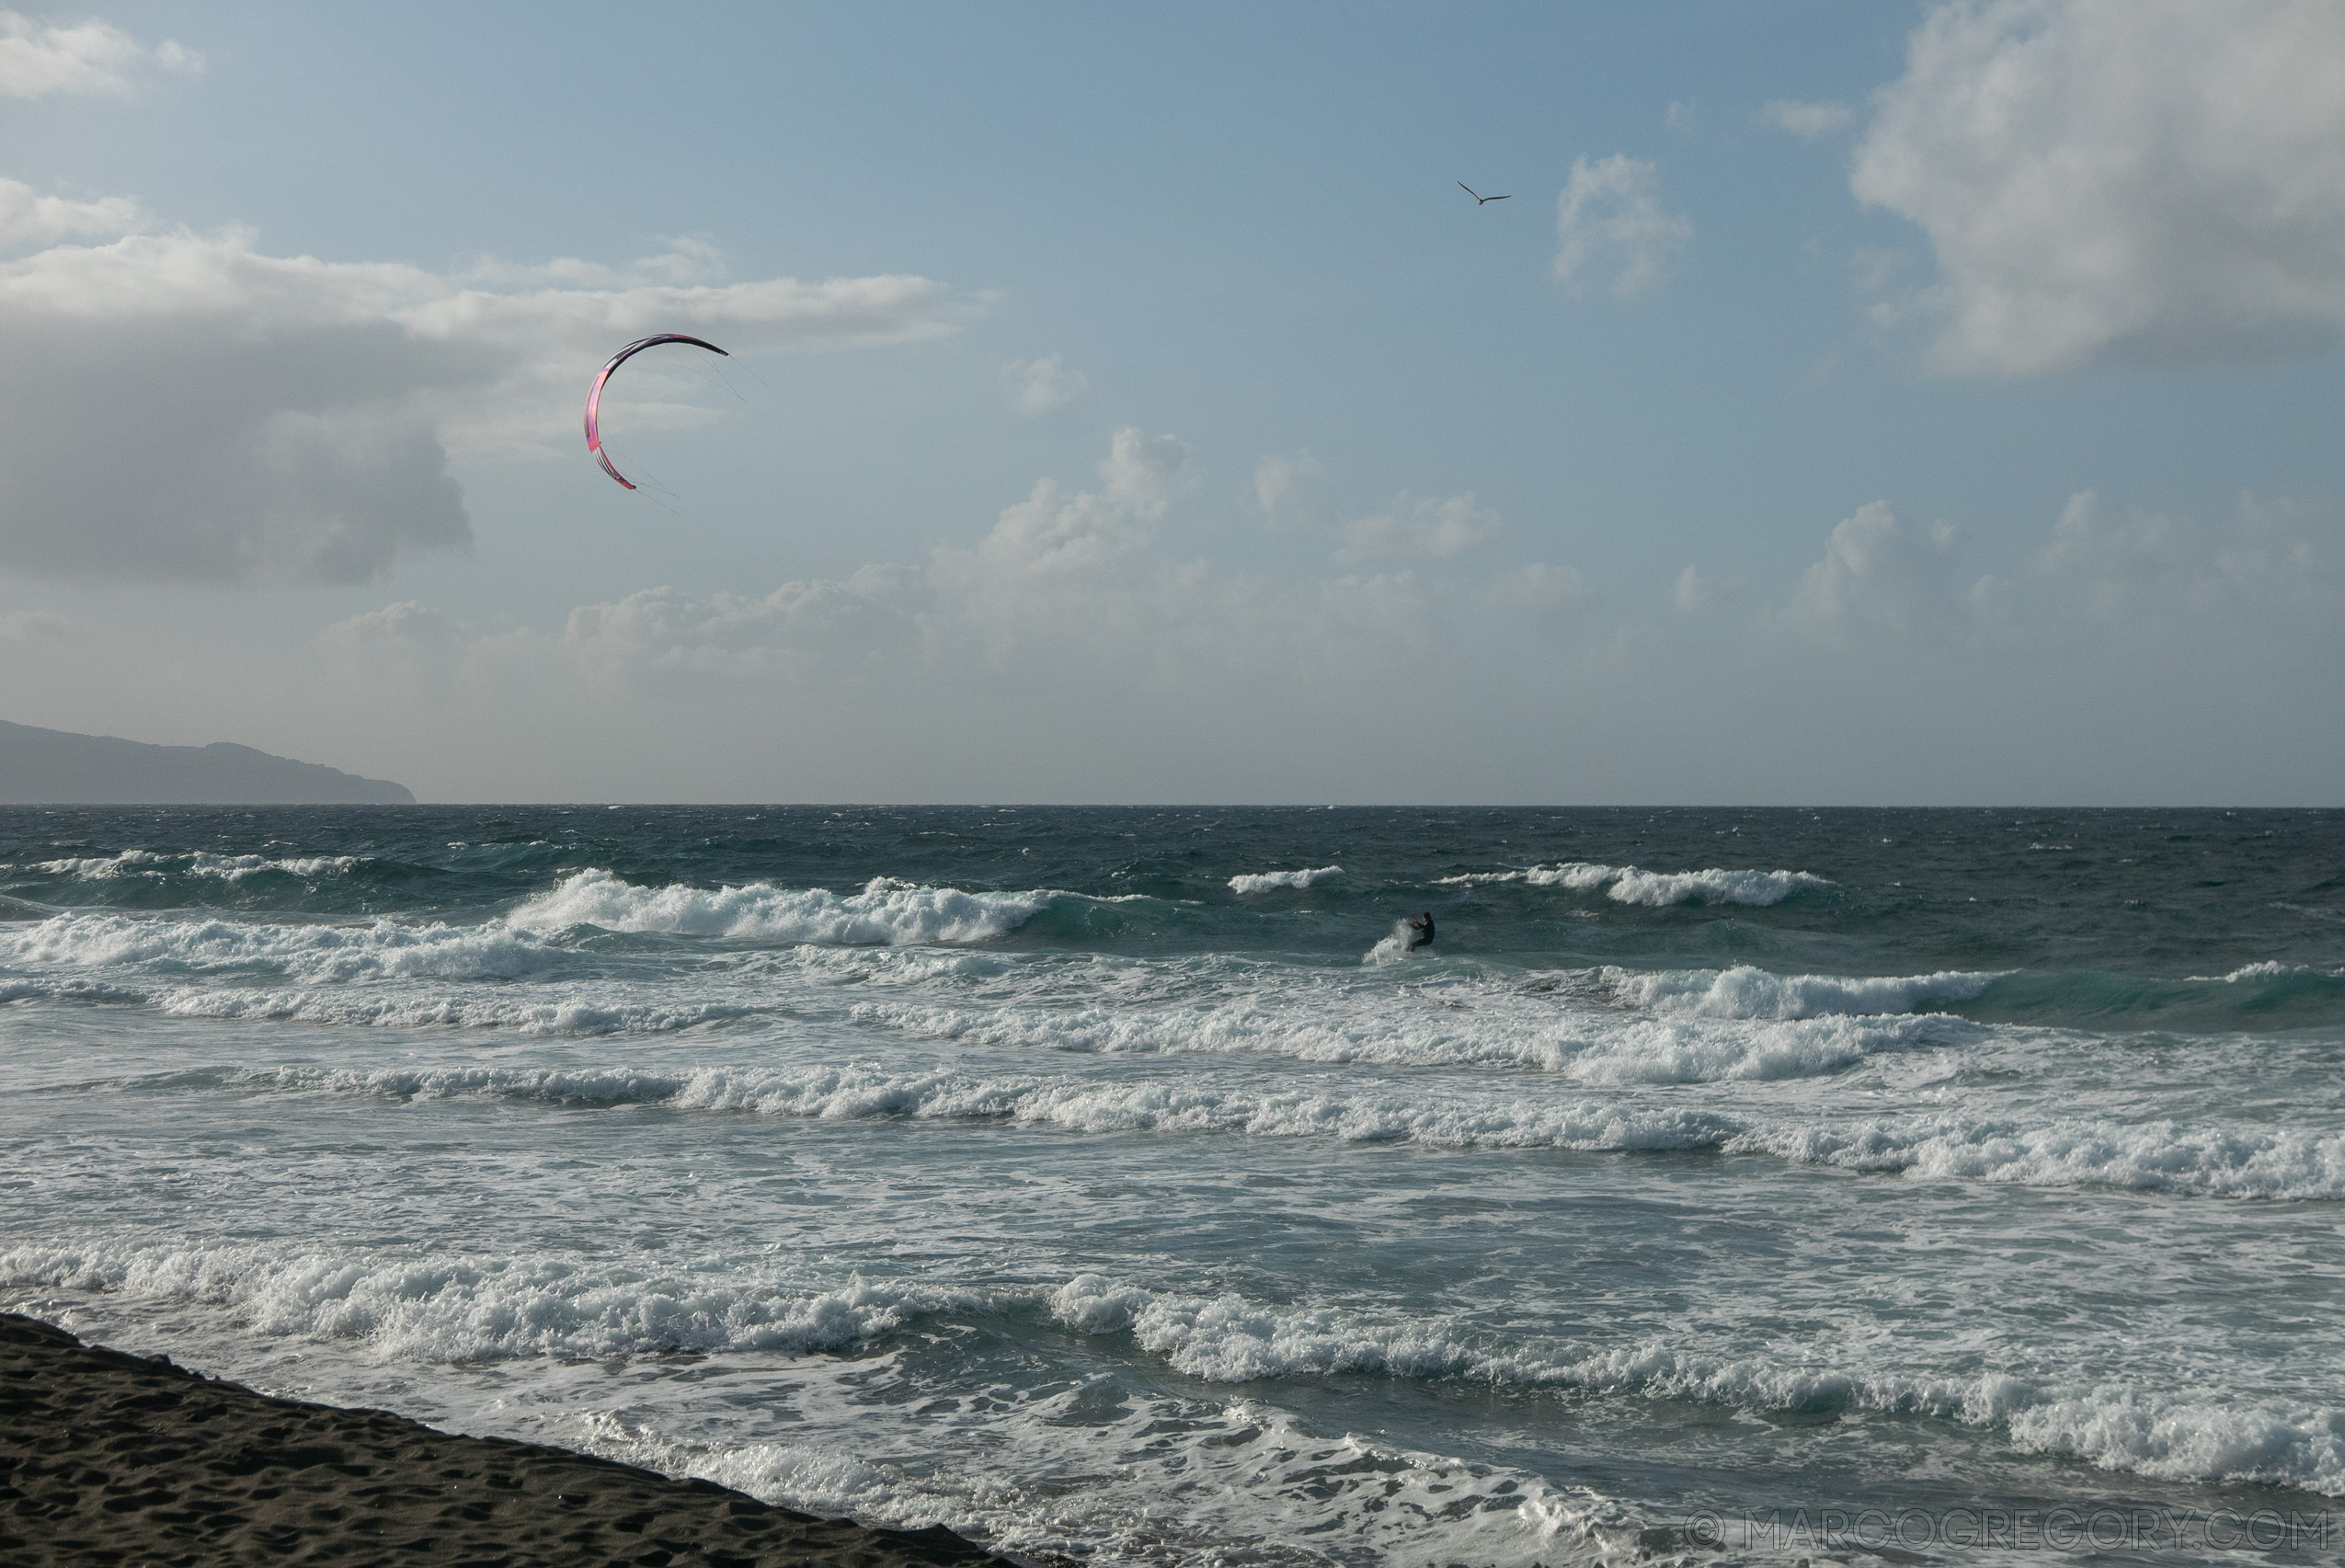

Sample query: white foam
[2185,960,2336,983]
[669,1061,1747,1147]
[1607,965,2003,1020]
[210,1063,690,1104]
[567,1377,1641,1568]
[846,980,1963,1083]
[0,911,564,984]
[0,1237,978,1363]
[508,868,1045,945]
[19,1233,2340,1504]
[168,1050,2345,1202]
[155,990,755,1036]
[1438,861,1829,906]
[2005,1385,2345,1493]
[1044,1275,2345,1494]
[1740,1114,2345,1201]
[29,850,362,882]
[1361,918,1416,965]
[1227,865,1343,894]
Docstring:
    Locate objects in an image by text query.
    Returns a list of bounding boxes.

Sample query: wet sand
[0,1312,1007,1566]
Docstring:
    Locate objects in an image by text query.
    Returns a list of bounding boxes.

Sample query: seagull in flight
[1458,182,1511,205]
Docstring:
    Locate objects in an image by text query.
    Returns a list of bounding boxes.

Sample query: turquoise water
[3,807,2339,1564]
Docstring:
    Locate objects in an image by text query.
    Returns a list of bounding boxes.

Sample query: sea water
[1,807,2339,1566]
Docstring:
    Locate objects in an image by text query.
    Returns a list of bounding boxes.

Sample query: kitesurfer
[1405,911,1436,951]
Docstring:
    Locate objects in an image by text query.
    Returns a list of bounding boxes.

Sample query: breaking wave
[1438,861,1830,907]
[508,869,1047,945]
[1228,865,1343,894]
[0,911,563,984]
[10,1230,2339,1497]
[0,1238,972,1364]
[19,850,367,883]
[1042,1276,2345,1494]
[120,1059,2345,1200]
[1607,965,2003,1020]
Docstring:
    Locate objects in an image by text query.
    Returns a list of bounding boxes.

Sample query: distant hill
[0,720,415,805]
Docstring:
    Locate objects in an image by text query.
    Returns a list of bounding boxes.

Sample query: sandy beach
[0,1313,1007,1566]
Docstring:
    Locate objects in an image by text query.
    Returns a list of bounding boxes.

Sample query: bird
[1458,182,1511,205]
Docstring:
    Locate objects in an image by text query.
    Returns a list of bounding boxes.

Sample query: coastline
[0,1312,1008,1566]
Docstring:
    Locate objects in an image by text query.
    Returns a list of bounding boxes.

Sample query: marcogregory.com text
[1679,1505,2331,1554]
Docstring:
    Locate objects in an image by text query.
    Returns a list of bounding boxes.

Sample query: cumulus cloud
[1759,98,1852,137]
[999,353,1091,417]
[1252,450,1321,528]
[1095,427,1190,519]
[270,470,2344,801]
[2036,489,2339,621]
[0,607,65,641]
[1853,0,2345,375]
[340,429,1575,727]
[547,430,1436,695]
[1250,455,1499,566]
[1488,561,1586,612]
[0,219,969,584]
[1781,500,1973,643]
[1553,155,1691,296]
[0,9,197,97]
[1673,563,1722,612]
[1337,493,1502,564]
[0,177,143,248]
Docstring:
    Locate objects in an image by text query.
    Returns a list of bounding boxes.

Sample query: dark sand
[0,1313,1008,1566]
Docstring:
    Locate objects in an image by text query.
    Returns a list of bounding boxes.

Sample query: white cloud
[1781,500,1970,643]
[999,353,1091,418]
[1553,155,1691,297]
[0,177,143,248]
[1095,426,1191,520]
[319,600,465,653]
[2036,489,2339,620]
[1664,100,1696,132]
[1252,450,1317,526]
[1250,458,1499,566]
[202,471,2345,800]
[1758,98,1852,137]
[1853,0,2345,375]
[1672,563,1722,612]
[0,219,969,584]
[1488,561,1586,612]
[1337,493,1502,565]
[360,432,1563,717]
[0,606,65,641]
[0,9,198,97]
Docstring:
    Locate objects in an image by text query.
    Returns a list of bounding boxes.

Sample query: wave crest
[1228,866,1343,894]
[508,869,1045,945]
[1438,861,1830,907]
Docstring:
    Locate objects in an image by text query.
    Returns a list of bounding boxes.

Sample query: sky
[1,0,2340,804]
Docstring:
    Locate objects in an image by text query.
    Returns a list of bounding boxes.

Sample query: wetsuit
[1405,912,1436,950]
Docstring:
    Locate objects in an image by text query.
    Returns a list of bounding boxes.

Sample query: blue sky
[3,1,2340,802]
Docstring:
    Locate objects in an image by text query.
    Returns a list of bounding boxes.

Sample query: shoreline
[0,1312,1010,1566]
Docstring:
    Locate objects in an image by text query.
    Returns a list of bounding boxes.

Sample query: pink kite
[583,334,730,489]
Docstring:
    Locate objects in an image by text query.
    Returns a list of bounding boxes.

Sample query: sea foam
[0,911,562,983]
[508,868,1045,945]
[1228,865,1342,894]
[28,850,363,882]
[1438,861,1829,906]
[0,1238,982,1364]
[1607,964,2003,1020]
[1041,1275,2345,1493]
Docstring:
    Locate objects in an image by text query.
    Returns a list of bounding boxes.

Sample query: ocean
[2,806,2339,1565]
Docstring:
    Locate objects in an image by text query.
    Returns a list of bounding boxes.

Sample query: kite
[583,334,730,489]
